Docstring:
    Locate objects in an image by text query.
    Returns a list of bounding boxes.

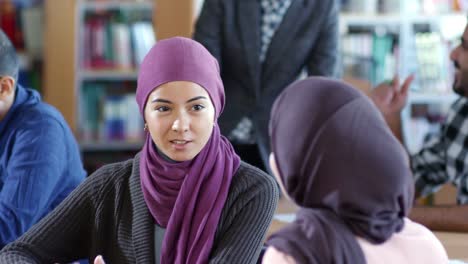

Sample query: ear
[269,153,280,180]
[0,76,15,99]
[269,153,292,201]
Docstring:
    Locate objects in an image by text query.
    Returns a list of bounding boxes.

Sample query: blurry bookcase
[340,2,466,153]
[43,0,195,173]
[0,0,44,93]
[339,0,467,204]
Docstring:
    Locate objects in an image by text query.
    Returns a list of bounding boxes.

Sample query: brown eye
[192,104,205,111]
[155,106,170,112]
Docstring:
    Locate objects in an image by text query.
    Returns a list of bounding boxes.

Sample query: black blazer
[194,0,339,167]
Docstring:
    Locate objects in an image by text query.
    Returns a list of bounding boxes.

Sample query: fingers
[400,74,415,95]
[94,255,105,264]
[392,74,400,93]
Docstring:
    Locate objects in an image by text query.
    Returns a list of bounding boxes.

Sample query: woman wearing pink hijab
[263,77,448,264]
[0,37,279,264]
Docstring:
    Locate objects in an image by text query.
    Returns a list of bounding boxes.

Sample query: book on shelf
[0,1,44,93]
[131,21,155,66]
[21,6,43,59]
[0,1,23,49]
[341,31,397,85]
[80,82,144,144]
[82,9,156,71]
[413,31,451,94]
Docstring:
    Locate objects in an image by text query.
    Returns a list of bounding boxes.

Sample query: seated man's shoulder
[14,101,67,131]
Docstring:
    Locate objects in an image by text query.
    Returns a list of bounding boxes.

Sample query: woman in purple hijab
[263,77,447,264]
[0,37,279,264]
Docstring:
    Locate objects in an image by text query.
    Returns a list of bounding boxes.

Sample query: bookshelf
[43,0,195,172]
[339,1,467,204]
[0,1,44,93]
[339,11,466,154]
[76,1,155,152]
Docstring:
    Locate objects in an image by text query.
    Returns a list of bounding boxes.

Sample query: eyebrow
[186,96,208,103]
[151,96,208,104]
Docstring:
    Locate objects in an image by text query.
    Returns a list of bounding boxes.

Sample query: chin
[171,153,196,162]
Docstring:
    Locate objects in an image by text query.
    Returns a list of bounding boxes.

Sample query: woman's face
[144,81,215,161]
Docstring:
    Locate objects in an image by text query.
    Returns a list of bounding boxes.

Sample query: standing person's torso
[194,0,339,136]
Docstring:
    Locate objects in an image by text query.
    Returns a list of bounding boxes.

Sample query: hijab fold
[268,77,414,263]
[136,37,241,264]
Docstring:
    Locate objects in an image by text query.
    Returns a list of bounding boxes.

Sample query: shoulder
[83,158,135,200]
[231,161,279,198]
[12,102,68,134]
[356,218,448,263]
[396,219,448,261]
[222,162,279,216]
[450,96,468,115]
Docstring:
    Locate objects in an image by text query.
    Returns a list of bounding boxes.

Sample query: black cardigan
[0,154,279,263]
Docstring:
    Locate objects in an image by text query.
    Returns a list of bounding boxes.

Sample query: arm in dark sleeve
[0,119,72,247]
[306,0,339,77]
[193,0,223,65]
[209,171,279,264]
[0,173,99,263]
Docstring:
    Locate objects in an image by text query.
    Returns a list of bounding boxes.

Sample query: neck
[0,82,16,122]
[155,144,179,163]
[0,95,14,123]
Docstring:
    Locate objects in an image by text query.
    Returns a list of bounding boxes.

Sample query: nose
[171,113,189,132]
[450,44,460,62]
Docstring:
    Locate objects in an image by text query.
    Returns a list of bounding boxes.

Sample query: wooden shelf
[341,12,467,25]
[80,0,153,11]
[79,70,139,81]
[340,13,401,26]
[408,92,457,105]
[80,140,144,152]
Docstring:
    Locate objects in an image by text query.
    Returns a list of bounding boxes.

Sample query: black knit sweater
[0,154,279,263]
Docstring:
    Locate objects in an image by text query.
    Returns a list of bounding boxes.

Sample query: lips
[169,139,193,150]
[170,140,192,144]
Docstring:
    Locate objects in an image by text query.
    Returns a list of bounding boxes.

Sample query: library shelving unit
[340,9,466,204]
[76,0,155,154]
[340,11,467,154]
[0,1,44,93]
[43,0,195,172]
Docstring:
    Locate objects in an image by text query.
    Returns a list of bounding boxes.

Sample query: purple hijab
[267,77,414,264]
[136,37,241,264]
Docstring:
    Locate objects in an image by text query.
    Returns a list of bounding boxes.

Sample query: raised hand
[370,74,415,117]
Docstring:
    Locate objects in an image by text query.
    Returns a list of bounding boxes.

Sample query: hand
[370,74,414,117]
[94,255,106,264]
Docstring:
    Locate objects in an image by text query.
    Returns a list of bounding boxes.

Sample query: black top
[0,154,279,264]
